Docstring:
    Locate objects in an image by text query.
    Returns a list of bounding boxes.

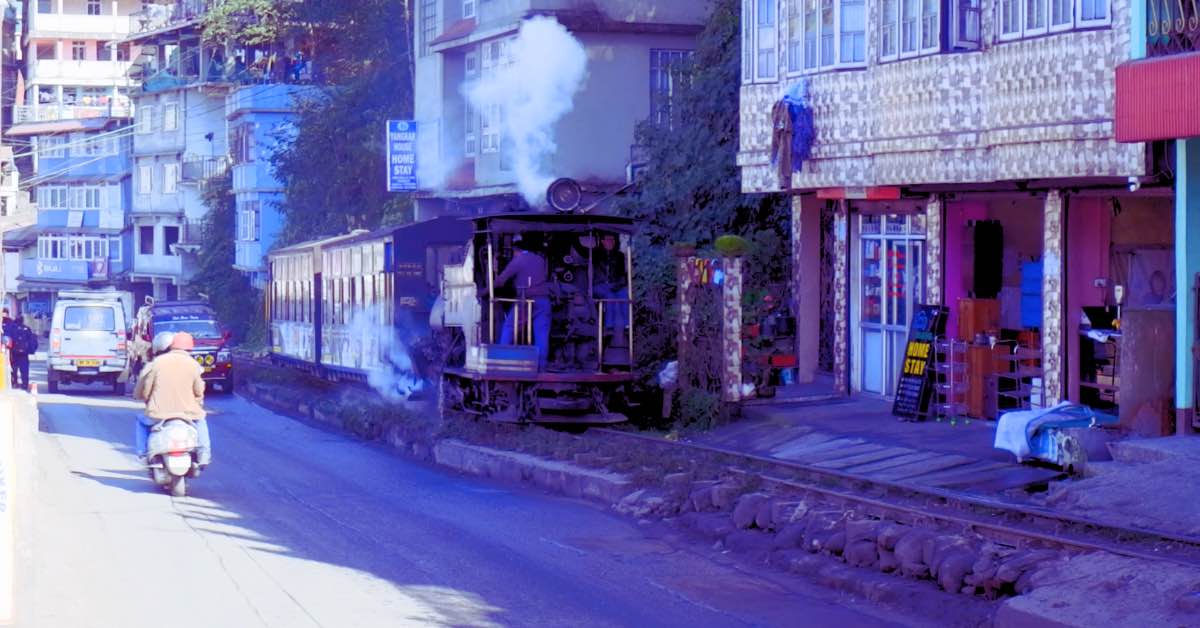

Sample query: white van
[48,290,131,394]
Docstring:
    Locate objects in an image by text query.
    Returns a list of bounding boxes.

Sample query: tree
[201,0,294,48]
[189,174,265,346]
[617,0,789,422]
[270,0,416,245]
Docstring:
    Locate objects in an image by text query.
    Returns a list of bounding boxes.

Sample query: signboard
[892,304,948,419]
[386,120,417,192]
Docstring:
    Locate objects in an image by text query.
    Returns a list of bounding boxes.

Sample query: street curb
[432,439,634,503]
[0,392,37,628]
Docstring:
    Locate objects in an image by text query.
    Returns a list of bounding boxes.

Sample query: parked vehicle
[131,299,234,393]
[47,290,132,394]
[145,418,202,497]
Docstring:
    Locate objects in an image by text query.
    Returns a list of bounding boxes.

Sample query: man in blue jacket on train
[496,234,550,368]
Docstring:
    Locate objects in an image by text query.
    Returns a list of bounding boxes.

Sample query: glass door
[859,214,926,398]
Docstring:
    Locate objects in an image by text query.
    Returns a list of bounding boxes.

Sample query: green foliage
[617,0,790,388]
[189,174,266,347]
[713,234,751,256]
[202,0,294,48]
[270,0,416,245]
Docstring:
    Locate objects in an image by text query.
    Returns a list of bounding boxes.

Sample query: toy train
[267,211,636,423]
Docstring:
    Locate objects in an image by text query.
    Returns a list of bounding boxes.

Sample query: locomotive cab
[438,213,635,423]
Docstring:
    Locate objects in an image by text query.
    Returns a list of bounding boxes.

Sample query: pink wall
[1066,198,1113,402]
[944,201,988,338]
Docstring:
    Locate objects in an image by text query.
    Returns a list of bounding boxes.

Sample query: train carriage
[268,209,637,424]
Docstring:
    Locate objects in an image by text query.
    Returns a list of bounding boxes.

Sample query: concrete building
[412,0,708,217]
[227,83,313,287]
[19,0,139,125]
[2,120,132,316]
[123,0,228,301]
[735,0,1180,436]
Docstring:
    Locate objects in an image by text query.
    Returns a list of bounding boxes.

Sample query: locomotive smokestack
[546,178,582,213]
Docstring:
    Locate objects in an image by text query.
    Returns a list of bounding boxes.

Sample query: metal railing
[1148,0,1200,56]
[181,155,231,182]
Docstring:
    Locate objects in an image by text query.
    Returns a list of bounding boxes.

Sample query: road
[23,359,909,628]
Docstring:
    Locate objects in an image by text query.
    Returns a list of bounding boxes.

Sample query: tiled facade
[738,0,1147,194]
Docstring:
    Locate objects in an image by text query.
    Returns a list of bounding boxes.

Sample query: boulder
[773,522,807,549]
[711,482,742,511]
[894,530,935,578]
[937,550,977,592]
[877,523,909,551]
[845,539,880,568]
[732,493,770,529]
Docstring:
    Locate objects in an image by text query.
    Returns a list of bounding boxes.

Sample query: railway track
[590,427,1200,568]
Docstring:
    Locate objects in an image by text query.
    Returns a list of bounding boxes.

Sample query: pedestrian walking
[9,317,37,390]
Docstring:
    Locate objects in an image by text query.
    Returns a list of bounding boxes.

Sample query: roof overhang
[1115,52,1200,142]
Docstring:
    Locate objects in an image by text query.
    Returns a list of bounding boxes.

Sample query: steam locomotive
[267,184,636,423]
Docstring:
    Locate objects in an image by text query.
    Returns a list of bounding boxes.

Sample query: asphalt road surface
[24,360,909,628]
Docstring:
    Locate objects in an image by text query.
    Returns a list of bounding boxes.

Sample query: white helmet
[151,331,176,355]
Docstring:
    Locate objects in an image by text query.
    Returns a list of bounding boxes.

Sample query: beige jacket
[134,349,206,421]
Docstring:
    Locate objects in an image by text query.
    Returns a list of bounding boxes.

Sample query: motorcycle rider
[133,331,211,467]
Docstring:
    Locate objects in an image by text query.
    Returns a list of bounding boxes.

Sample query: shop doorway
[856,214,926,398]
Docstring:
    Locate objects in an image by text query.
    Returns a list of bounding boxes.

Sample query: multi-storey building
[124,1,311,298]
[123,0,228,301]
[736,0,1181,435]
[227,83,313,287]
[19,0,139,125]
[413,0,708,217]
[2,121,132,316]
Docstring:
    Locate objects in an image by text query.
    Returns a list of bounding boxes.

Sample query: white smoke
[466,17,588,206]
[346,307,425,401]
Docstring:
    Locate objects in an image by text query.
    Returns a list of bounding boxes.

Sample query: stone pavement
[692,397,1067,496]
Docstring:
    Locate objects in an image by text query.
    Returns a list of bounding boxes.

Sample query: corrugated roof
[5,117,114,137]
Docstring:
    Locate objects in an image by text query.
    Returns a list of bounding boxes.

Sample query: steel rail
[590,427,1200,568]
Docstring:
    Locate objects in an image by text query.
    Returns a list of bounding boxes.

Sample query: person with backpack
[9,316,36,390]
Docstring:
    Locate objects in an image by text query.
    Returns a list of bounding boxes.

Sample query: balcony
[129,0,211,37]
[28,10,133,38]
[14,102,132,124]
[181,155,231,183]
[1115,3,1200,141]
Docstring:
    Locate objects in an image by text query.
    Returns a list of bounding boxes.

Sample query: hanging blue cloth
[782,81,815,173]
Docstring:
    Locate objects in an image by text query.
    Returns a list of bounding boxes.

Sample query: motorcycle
[146,418,203,497]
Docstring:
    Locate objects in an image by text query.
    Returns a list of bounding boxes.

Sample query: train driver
[496,234,551,367]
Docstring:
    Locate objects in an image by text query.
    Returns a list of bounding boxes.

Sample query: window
[71,132,117,157]
[139,226,155,255]
[463,0,476,19]
[162,104,178,131]
[881,0,940,59]
[421,0,438,55]
[63,307,115,332]
[1000,0,1108,39]
[72,41,87,61]
[109,236,122,261]
[758,0,778,80]
[97,41,112,62]
[230,123,254,164]
[464,50,479,157]
[39,136,67,159]
[782,0,865,73]
[37,186,69,209]
[480,38,512,153]
[163,163,179,194]
[35,42,56,60]
[136,106,153,134]
[37,0,51,13]
[116,43,131,62]
[650,49,693,128]
[163,226,180,256]
[138,164,152,194]
[87,0,103,15]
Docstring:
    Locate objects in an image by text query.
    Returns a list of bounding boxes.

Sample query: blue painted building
[227,83,314,287]
[3,116,133,314]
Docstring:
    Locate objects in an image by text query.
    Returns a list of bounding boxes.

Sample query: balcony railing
[1148,0,1200,56]
[181,155,231,183]
[129,0,213,36]
[14,103,133,124]
[182,219,206,245]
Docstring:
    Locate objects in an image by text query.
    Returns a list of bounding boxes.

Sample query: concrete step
[1108,436,1200,464]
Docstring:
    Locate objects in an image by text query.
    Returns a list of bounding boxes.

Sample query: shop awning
[1115,52,1200,142]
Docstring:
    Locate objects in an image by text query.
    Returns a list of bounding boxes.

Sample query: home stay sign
[386,120,417,192]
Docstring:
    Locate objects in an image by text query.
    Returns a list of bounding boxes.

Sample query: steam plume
[466,17,588,206]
